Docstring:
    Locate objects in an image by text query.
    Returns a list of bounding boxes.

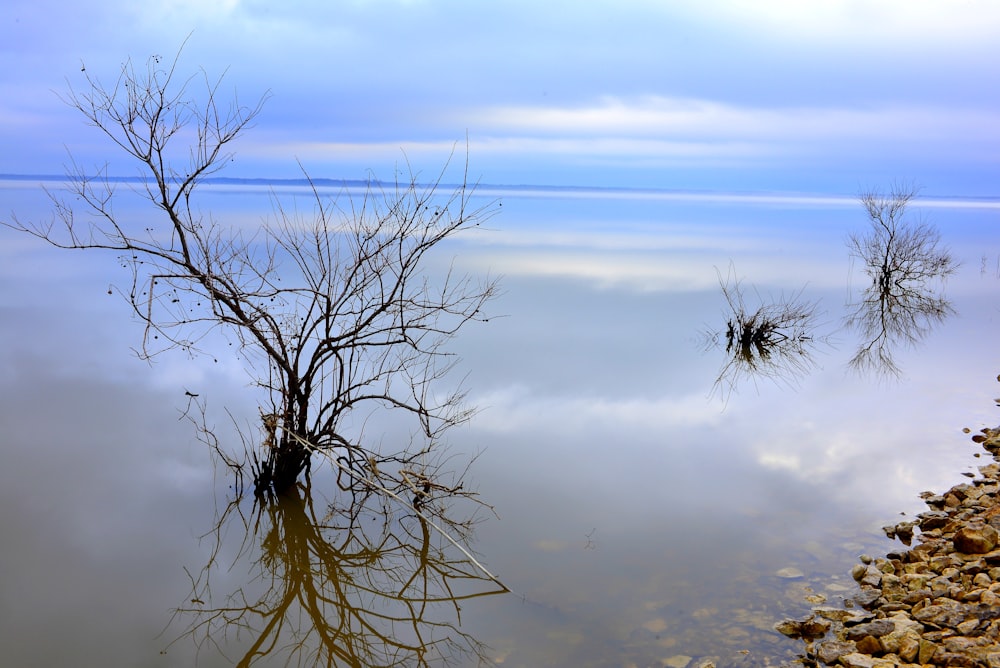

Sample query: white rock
[775,567,804,579]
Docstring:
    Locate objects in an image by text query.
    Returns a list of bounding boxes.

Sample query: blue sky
[3,0,1000,194]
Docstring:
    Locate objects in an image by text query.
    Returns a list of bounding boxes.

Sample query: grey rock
[912,598,970,629]
[813,640,855,665]
[844,619,895,640]
[851,588,882,609]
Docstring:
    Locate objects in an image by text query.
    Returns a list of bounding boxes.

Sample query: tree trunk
[255,438,311,499]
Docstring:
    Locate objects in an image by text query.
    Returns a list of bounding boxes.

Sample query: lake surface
[1,180,999,666]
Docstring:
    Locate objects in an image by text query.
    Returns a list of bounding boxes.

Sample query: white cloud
[241,97,1000,176]
[138,0,240,21]
[679,0,1000,47]
[464,97,1000,146]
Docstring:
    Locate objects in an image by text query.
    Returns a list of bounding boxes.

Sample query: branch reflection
[167,479,507,666]
[845,186,958,376]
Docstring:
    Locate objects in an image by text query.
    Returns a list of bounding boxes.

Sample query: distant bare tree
[4,48,500,500]
[845,185,957,376]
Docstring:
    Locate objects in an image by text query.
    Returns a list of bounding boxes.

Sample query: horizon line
[2,173,999,210]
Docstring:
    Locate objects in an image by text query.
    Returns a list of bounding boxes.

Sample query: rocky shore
[775,422,1000,667]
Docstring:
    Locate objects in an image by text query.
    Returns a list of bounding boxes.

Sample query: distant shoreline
[3,174,999,210]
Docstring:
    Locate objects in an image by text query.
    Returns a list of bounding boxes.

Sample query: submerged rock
[774,616,830,639]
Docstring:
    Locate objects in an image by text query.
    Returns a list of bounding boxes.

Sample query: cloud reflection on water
[1,183,999,664]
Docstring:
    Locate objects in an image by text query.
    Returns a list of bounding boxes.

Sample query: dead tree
[4,49,499,499]
[845,185,957,376]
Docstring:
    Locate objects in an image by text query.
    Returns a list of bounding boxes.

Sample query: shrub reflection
[165,479,506,666]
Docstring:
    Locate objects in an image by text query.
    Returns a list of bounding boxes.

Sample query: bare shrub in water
[3,47,500,503]
[845,184,957,376]
[706,266,824,397]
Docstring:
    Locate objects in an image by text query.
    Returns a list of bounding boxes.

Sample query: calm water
[1,181,999,666]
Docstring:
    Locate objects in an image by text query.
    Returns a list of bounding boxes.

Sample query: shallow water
[1,181,998,666]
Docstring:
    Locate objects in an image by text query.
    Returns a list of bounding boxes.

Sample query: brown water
[1,184,998,666]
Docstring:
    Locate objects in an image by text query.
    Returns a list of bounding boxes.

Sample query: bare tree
[845,185,957,376]
[704,265,824,398]
[4,49,500,500]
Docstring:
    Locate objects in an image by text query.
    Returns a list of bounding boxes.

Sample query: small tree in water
[5,50,499,500]
[845,184,957,376]
[705,265,824,398]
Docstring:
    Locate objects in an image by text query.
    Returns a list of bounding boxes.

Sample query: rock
[897,633,921,663]
[954,524,999,554]
[894,521,916,544]
[860,567,883,588]
[844,619,895,640]
[812,606,873,624]
[923,494,947,509]
[918,638,939,663]
[852,588,882,609]
[837,652,879,668]
[913,598,970,629]
[662,655,692,668]
[880,614,924,660]
[853,635,881,655]
[773,616,829,638]
[934,652,983,667]
[919,510,951,530]
[942,635,984,653]
[775,566,804,579]
[777,418,1000,668]
[880,574,906,602]
[957,617,980,635]
[773,619,799,637]
[814,639,855,664]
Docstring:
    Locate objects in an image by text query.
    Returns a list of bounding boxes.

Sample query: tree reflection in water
[845,185,958,376]
[705,266,824,397]
[164,476,507,666]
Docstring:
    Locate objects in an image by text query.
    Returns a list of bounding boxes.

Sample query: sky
[2,0,1000,195]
